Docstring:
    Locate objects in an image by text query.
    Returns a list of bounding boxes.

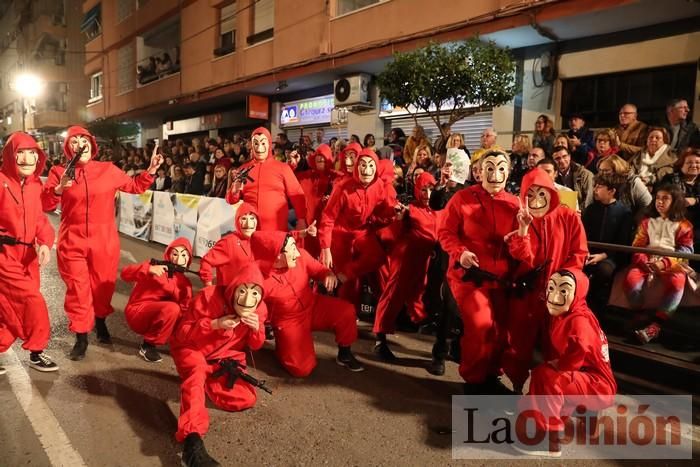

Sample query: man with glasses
[553,145,594,209]
[471,128,503,163]
[615,103,648,161]
[663,98,698,153]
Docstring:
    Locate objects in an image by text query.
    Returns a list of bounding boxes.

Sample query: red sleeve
[437,193,467,265]
[562,213,589,270]
[41,166,63,212]
[247,302,268,351]
[302,250,331,281]
[35,210,55,247]
[120,261,151,282]
[281,163,307,222]
[113,165,154,194]
[507,233,536,268]
[198,239,233,283]
[319,183,344,249]
[173,289,226,345]
[225,186,241,205]
[556,317,596,371]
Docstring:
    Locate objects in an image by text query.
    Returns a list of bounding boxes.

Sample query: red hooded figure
[438,151,519,390]
[337,142,363,180]
[250,231,362,376]
[225,127,307,231]
[120,237,193,361]
[318,148,398,301]
[516,268,616,455]
[373,172,440,356]
[170,263,268,449]
[0,132,58,372]
[198,203,258,286]
[42,125,159,360]
[297,144,335,258]
[502,168,588,392]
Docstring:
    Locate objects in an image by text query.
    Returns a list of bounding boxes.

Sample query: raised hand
[54,173,73,195]
[214,315,240,330]
[516,197,533,236]
[147,145,164,174]
[240,312,259,331]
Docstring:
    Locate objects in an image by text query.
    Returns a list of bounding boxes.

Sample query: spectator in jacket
[598,155,652,223]
[183,163,204,194]
[615,104,648,160]
[585,128,619,173]
[629,127,676,189]
[663,98,698,154]
[553,145,594,209]
[170,165,186,193]
[526,147,546,170]
[567,113,595,166]
[152,167,172,191]
[207,164,228,198]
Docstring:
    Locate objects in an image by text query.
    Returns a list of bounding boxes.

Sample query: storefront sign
[247,94,269,120]
[280,95,334,127]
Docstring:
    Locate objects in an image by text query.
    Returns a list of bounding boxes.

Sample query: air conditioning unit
[334,73,371,107]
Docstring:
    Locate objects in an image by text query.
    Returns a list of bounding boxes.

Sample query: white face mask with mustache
[546,273,576,316]
[16,149,38,178]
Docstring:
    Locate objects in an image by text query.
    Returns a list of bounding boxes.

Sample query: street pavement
[0,214,697,466]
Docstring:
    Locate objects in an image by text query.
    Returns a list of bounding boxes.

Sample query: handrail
[588,241,700,262]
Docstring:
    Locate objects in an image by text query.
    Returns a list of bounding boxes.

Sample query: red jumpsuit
[502,169,589,390]
[170,264,268,442]
[120,238,193,345]
[225,127,307,231]
[318,149,396,301]
[198,203,258,286]
[250,231,357,377]
[374,172,439,333]
[519,269,616,432]
[297,144,335,258]
[0,133,55,353]
[438,184,519,384]
[42,126,154,333]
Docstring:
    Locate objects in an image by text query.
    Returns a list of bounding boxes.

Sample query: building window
[89,72,103,102]
[561,64,696,128]
[44,82,67,112]
[336,0,381,16]
[247,0,273,45]
[215,2,236,56]
[81,3,102,41]
[118,42,135,94]
[117,0,135,23]
[136,16,180,86]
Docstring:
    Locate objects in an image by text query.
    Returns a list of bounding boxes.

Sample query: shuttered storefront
[285,126,349,146]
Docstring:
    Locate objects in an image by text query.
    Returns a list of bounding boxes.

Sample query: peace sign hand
[516,197,533,236]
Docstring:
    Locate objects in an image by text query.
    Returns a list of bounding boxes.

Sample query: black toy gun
[454,262,511,288]
[231,165,255,185]
[149,258,196,278]
[210,359,272,395]
[511,260,551,298]
[64,145,88,181]
[396,192,413,207]
[0,229,33,248]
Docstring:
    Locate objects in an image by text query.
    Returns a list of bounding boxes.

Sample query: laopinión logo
[451,395,693,459]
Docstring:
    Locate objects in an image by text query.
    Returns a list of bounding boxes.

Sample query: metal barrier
[588,241,700,262]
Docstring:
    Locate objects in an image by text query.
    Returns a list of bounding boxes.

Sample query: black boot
[427,357,445,376]
[95,317,112,344]
[182,433,220,467]
[336,346,365,372]
[373,334,397,362]
[70,333,88,361]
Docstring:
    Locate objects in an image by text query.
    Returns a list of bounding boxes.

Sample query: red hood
[251,230,290,275]
[1,131,47,181]
[251,127,272,161]
[63,125,98,159]
[309,144,334,172]
[353,148,380,185]
[223,262,265,303]
[413,171,436,200]
[340,142,362,173]
[377,159,395,186]
[235,202,259,235]
[163,237,193,266]
[519,167,560,215]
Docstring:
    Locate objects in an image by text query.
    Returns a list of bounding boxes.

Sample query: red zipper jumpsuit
[0,132,55,353]
[120,237,193,345]
[297,144,335,258]
[42,126,154,333]
[170,264,268,442]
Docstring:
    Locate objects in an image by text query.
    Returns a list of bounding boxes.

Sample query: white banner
[118,191,153,240]
[194,198,238,257]
[151,191,176,245]
[172,193,201,247]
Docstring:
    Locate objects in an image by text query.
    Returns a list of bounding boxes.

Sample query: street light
[13,73,46,132]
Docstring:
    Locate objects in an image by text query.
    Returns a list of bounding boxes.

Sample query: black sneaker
[372,341,397,362]
[29,352,59,372]
[336,348,365,372]
[95,318,112,344]
[139,342,162,363]
[70,333,88,361]
[182,433,220,467]
[427,357,445,376]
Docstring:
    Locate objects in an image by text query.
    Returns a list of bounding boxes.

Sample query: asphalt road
[0,214,697,466]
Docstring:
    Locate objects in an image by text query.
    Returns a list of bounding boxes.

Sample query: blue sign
[280,95,334,127]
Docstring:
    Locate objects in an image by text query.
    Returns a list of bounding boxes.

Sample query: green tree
[377,38,517,139]
[86,118,140,154]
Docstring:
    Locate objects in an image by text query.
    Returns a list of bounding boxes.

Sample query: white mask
[69,135,92,164]
[526,185,551,218]
[169,246,190,267]
[233,283,263,317]
[357,156,376,185]
[16,149,38,177]
[546,273,576,316]
[239,213,258,238]
[252,134,269,161]
[481,153,509,194]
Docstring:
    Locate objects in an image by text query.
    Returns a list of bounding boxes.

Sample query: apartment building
[83,0,700,147]
[0,0,88,149]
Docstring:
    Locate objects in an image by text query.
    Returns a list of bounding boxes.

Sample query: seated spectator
[623,183,693,344]
[582,174,634,311]
[663,98,697,154]
[567,113,595,166]
[507,134,531,195]
[615,103,648,160]
[387,128,406,148]
[532,114,556,156]
[171,166,185,193]
[211,146,231,170]
[157,52,173,75]
[471,128,503,163]
[553,145,594,209]
[526,147,545,170]
[183,163,204,194]
[536,157,578,210]
[207,164,228,198]
[403,125,431,167]
[364,133,376,151]
[152,167,172,191]
[598,155,652,223]
[629,127,676,189]
[446,132,469,157]
[408,144,438,180]
[585,128,618,173]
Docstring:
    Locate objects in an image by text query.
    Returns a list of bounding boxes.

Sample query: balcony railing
[137,49,180,86]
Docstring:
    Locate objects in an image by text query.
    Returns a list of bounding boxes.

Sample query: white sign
[118,191,153,240]
[151,191,175,245]
[194,198,238,257]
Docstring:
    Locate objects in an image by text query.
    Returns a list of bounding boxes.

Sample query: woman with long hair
[533,114,556,156]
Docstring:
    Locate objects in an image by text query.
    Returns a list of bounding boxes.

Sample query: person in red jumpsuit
[502,168,588,394]
[225,127,307,232]
[0,132,58,373]
[373,172,440,361]
[120,237,193,363]
[513,268,616,458]
[42,125,163,361]
[250,231,363,376]
[337,142,362,180]
[170,263,268,467]
[297,144,335,258]
[318,148,399,301]
[438,150,519,393]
